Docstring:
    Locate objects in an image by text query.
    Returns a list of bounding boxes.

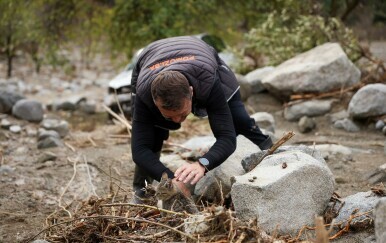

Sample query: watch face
[199,158,209,166]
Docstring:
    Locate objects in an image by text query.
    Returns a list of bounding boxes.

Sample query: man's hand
[172,178,192,197]
[174,162,205,185]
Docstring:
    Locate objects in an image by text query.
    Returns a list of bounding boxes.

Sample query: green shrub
[239,10,361,73]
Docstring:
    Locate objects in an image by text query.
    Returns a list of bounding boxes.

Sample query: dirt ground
[0,43,385,243]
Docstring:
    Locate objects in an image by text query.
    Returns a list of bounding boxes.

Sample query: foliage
[110,0,221,57]
[0,0,114,76]
[0,0,34,77]
[0,0,383,77]
[110,0,318,56]
[240,10,361,72]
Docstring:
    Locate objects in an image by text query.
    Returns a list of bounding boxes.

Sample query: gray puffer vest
[133,36,239,117]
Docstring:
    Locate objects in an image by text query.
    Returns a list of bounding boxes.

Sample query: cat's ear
[161,172,169,180]
[166,179,173,189]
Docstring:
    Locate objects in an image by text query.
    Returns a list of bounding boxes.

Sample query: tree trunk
[5,35,13,78]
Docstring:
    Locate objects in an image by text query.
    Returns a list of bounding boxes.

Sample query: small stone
[38,129,60,141]
[335,177,347,184]
[0,165,15,174]
[375,120,385,130]
[37,152,58,163]
[37,136,63,149]
[1,119,11,129]
[41,119,69,138]
[382,126,386,136]
[26,126,38,137]
[9,125,21,133]
[298,116,316,133]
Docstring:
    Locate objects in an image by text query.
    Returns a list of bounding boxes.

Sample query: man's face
[154,87,193,123]
[155,98,192,123]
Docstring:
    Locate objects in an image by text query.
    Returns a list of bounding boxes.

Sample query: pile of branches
[26,191,272,243]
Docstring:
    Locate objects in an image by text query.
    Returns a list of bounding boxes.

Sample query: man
[131,36,272,202]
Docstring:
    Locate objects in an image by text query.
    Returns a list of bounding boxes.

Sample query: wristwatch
[198,157,209,168]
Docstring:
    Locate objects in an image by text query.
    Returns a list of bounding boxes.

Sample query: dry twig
[102,104,132,135]
[245,131,295,172]
[100,202,187,216]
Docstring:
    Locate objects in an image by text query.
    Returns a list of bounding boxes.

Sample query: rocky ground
[0,43,385,243]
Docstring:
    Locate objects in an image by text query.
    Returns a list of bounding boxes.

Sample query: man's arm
[175,79,236,184]
[131,96,174,181]
[203,79,237,169]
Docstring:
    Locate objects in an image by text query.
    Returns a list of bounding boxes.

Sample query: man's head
[151,71,193,123]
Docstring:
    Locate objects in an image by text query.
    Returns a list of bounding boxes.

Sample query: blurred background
[0,0,385,78]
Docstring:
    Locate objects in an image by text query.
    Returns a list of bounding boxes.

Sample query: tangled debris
[24,186,378,243]
[25,192,274,243]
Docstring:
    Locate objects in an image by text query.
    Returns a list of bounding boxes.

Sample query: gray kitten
[156,172,199,214]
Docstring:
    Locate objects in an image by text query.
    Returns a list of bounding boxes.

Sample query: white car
[105,34,237,119]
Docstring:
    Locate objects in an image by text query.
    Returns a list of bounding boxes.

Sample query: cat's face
[156,172,177,200]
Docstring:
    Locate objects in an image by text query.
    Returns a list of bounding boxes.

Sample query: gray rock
[12,99,44,122]
[195,135,259,203]
[261,43,361,98]
[32,240,50,243]
[382,126,386,136]
[284,99,334,121]
[250,112,275,133]
[160,154,190,172]
[56,101,77,111]
[37,136,64,149]
[9,125,21,133]
[1,118,11,129]
[232,150,335,236]
[0,90,25,113]
[245,66,275,93]
[334,118,360,132]
[329,191,383,231]
[37,151,58,163]
[328,109,349,123]
[375,198,386,243]
[375,120,385,130]
[236,74,251,101]
[41,119,69,138]
[365,163,386,184]
[309,144,352,160]
[298,116,316,133]
[38,129,61,141]
[181,136,216,153]
[242,145,327,173]
[348,84,386,118]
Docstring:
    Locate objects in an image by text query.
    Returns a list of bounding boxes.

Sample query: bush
[240,10,361,72]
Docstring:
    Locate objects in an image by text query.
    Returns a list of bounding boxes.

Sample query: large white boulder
[232,150,335,236]
[261,43,360,99]
[194,135,260,203]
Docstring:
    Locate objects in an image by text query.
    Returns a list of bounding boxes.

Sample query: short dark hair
[151,71,191,110]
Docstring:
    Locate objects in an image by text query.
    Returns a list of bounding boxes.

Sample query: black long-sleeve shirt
[131,78,236,181]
